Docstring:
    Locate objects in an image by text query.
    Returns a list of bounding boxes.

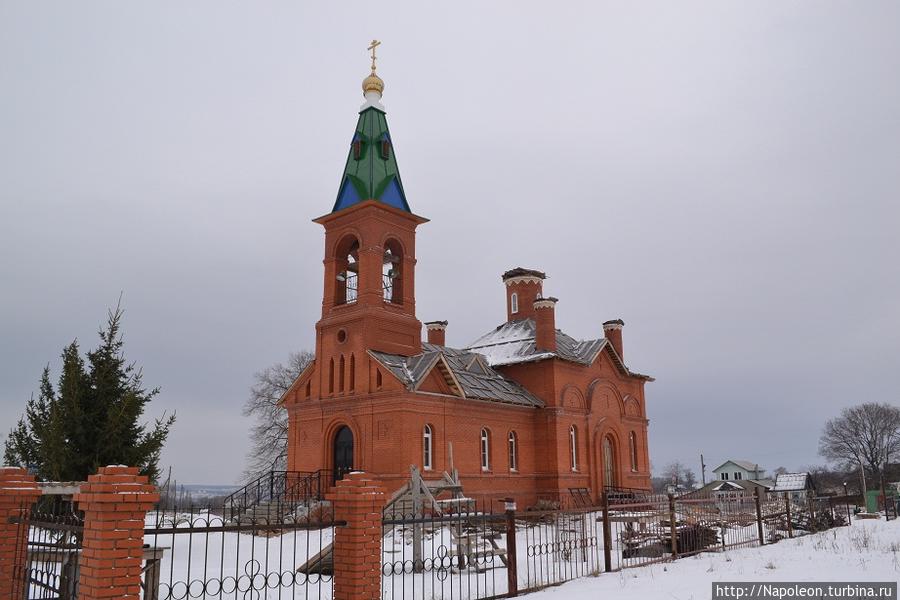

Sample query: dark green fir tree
[3,305,175,482]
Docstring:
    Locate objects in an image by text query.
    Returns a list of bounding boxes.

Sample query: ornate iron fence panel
[145,499,341,600]
[600,490,675,570]
[381,504,510,600]
[517,507,603,593]
[10,497,84,600]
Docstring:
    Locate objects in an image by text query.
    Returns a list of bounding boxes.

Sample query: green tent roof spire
[332,42,410,213]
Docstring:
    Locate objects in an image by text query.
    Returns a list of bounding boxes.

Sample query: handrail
[223,470,330,522]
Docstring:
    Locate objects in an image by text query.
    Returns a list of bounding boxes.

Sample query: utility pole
[700,453,707,486]
[859,459,868,511]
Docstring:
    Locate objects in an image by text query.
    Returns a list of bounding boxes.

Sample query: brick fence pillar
[74,466,159,600]
[328,472,386,600]
[0,466,43,600]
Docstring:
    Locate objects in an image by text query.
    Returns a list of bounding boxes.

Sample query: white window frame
[722,472,729,480]
[569,425,578,471]
[510,292,518,314]
[480,428,490,471]
[423,425,433,471]
[735,471,742,480]
[508,431,518,471]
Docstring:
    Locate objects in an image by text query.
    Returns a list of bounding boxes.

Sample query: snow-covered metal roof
[369,344,544,408]
[712,482,744,492]
[464,319,653,380]
[751,478,776,490]
[772,472,813,492]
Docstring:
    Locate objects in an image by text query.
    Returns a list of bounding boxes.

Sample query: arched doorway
[333,426,354,483]
[602,435,617,489]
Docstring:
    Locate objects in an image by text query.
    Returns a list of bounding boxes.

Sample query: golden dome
[363,71,384,96]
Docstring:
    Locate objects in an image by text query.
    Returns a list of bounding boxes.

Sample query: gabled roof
[464,319,654,380]
[277,359,315,406]
[369,344,544,408]
[693,478,767,495]
[713,459,764,473]
[333,107,410,213]
[711,481,746,492]
[772,472,815,492]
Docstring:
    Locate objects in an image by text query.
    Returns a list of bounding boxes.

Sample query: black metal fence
[144,498,342,600]
[518,506,602,592]
[6,484,857,600]
[379,488,850,600]
[381,504,511,600]
[10,497,84,600]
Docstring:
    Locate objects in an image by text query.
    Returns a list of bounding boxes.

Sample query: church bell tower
[313,41,427,397]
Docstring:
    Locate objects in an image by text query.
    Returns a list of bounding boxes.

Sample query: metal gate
[9,498,84,600]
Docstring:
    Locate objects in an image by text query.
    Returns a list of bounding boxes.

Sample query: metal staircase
[224,470,330,524]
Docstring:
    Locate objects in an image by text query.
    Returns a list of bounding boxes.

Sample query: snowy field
[525,517,899,600]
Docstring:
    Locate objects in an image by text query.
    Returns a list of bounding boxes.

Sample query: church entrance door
[333,426,354,484]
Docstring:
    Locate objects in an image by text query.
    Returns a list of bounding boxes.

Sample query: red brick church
[281,51,654,506]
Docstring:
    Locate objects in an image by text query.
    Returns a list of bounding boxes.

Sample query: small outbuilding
[772,472,816,504]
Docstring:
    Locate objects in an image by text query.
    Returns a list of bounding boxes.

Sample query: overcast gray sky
[2,2,899,484]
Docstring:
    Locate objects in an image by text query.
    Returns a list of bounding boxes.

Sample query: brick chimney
[502,267,546,322]
[603,319,624,359]
[424,320,448,346]
[533,297,558,352]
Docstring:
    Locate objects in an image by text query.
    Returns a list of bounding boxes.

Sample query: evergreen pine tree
[3,305,175,482]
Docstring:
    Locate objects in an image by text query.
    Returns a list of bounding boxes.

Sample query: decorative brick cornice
[504,276,543,287]
[533,297,559,310]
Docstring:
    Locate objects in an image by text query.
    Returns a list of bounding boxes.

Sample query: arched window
[328,358,335,395]
[569,425,578,471]
[480,428,490,471]
[305,381,311,398]
[510,292,519,314]
[629,432,638,472]
[603,436,616,488]
[349,354,355,392]
[508,431,518,471]
[423,425,433,470]
[339,355,345,393]
[334,236,360,305]
[382,239,403,304]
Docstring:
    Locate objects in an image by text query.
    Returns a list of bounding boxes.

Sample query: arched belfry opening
[382,238,403,304]
[334,236,360,305]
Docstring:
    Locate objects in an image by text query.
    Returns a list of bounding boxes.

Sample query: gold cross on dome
[367,39,381,72]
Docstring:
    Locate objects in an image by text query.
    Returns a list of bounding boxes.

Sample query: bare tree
[242,350,314,482]
[819,402,900,488]
[659,461,697,491]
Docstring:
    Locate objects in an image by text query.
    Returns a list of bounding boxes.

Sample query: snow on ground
[526,518,900,600]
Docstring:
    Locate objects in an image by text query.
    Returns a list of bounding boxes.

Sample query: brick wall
[287,342,652,506]
[328,472,386,600]
[74,466,160,600]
